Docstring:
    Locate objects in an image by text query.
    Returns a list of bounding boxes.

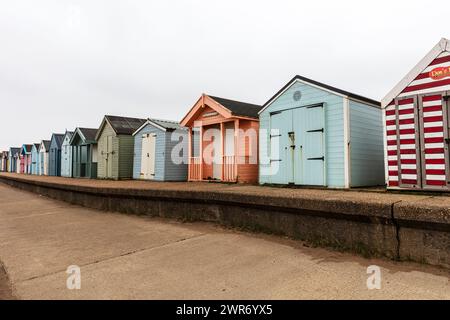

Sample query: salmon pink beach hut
[180,94,262,183]
[382,38,450,191]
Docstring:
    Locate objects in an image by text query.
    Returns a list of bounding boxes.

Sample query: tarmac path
[0,183,449,300]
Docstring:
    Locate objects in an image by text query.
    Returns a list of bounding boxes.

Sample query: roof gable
[133,118,186,136]
[180,94,261,127]
[259,75,380,114]
[70,128,97,145]
[50,133,64,148]
[21,144,33,154]
[382,38,450,108]
[96,115,146,140]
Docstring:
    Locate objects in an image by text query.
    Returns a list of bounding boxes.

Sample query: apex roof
[382,38,450,108]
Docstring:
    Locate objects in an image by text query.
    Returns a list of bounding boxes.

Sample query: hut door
[141,134,156,179]
[418,92,450,190]
[105,136,113,177]
[269,110,293,184]
[303,104,325,186]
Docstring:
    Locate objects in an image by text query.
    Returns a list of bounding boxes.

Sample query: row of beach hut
[1,38,450,191]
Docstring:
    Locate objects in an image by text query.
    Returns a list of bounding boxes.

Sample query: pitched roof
[382,38,450,108]
[9,147,21,156]
[22,144,33,154]
[105,115,147,135]
[33,143,40,150]
[133,118,185,135]
[78,128,98,142]
[51,134,65,148]
[42,140,51,151]
[259,75,380,114]
[208,95,262,119]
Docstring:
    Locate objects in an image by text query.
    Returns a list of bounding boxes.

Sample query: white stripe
[399,85,450,97]
[389,176,399,181]
[423,61,450,73]
[423,111,442,117]
[388,166,399,171]
[386,125,396,131]
[426,175,446,181]
[400,164,417,170]
[386,115,396,121]
[388,156,398,161]
[398,104,414,110]
[387,135,397,141]
[423,121,443,128]
[386,105,396,111]
[423,100,442,107]
[424,132,444,138]
[399,113,414,120]
[399,134,415,140]
[401,174,417,180]
[399,144,416,149]
[425,153,445,159]
[425,143,444,149]
[438,52,450,58]
[399,124,415,130]
[387,145,397,151]
[426,164,445,170]
[401,154,416,159]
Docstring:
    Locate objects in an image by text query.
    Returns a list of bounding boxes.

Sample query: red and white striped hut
[382,38,450,190]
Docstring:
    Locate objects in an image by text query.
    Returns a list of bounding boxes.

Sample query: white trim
[259,78,347,115]
[381,38,450,108]
[132,118,167,136]
[343,97,350,188]
[69,128,87,145]
[259,78,379,115]
[382,105,389,186]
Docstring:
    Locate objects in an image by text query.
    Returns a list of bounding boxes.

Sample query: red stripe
[401,159,416,165]
[386,110,395,116]
[423,105,442,113]
[388,150,397,156]
[424,137,444,144]
[389,171,398,176]
[414,72,430,81]
[425,148,445,154]
[426,180,446,186]
[399,118,414,125]
[398,98,414,105]
[426,158,445,164]
[422,94,443,102]
[387,130,396,136]
[387,140,397,146]
[400,128,415,135]
[398,108,414,115]
[424,126,444,133]
[401,169,417,175]
[426,169,446,175]
[386,120,395,126]
[389,181,399,187]
[400,149,416,154]
[429,55,450,66]
[399,139,415,145]
[388,160,398,166]
[423,115,443,123]
[403,78,450,93]
[401,179,417,185]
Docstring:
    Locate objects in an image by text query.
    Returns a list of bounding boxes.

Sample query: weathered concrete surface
[0,184,449,299]
[0,173,449,269]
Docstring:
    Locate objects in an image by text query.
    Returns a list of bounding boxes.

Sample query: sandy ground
[0,182,449,300]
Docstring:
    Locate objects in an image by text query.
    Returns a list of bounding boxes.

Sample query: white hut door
[141,134,156,180]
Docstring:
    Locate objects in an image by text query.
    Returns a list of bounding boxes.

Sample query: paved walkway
[0,182,449,299]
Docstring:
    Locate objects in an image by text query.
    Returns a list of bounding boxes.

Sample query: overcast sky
[0,0,449,150]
